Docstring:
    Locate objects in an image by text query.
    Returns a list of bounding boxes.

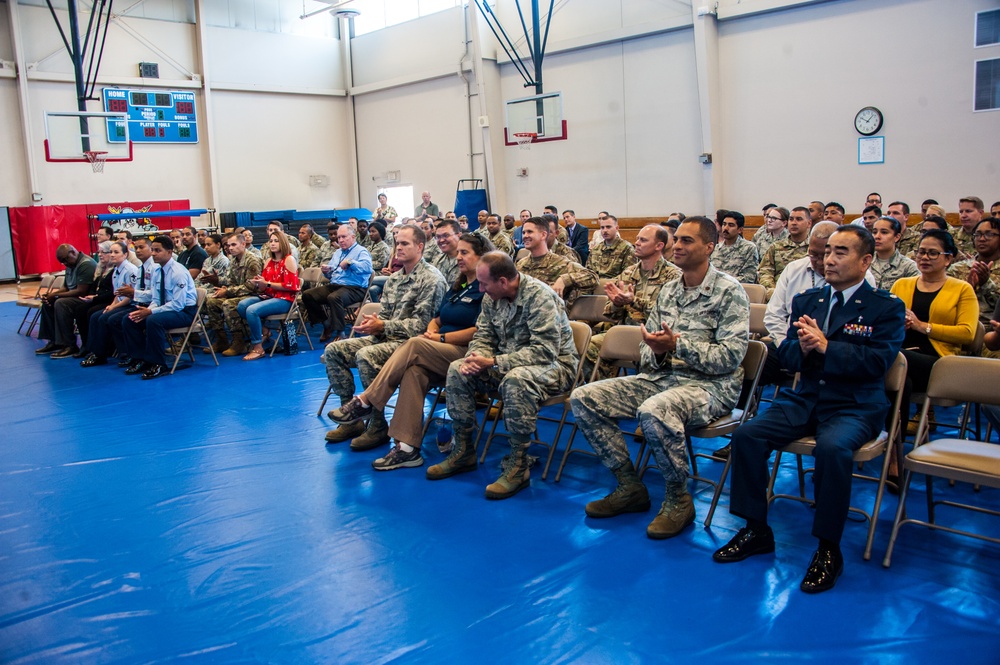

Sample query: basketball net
[84,151,108,173]
[513,132,537,150]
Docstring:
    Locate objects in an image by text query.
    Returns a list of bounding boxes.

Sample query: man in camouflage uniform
[484,213,515,257]
[888,202,920,258]
[516,217,597,310]
[711,210,759,284]
[949,217,1000,330]
[570,216,749,539]
[758,206,811,300]
[427,252,578,500]
[317,221,339,264]
[752,205,789,258]
[427,219,462,285]
[584,225,680,379]
[296,225,321,269]
[954,196,985,257]
[203,233,263,355]
[323,224,447,450]
[587,214,636,280]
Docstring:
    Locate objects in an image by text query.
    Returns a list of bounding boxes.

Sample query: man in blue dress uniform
[713,225,905,593]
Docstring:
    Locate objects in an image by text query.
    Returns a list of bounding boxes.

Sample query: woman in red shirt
[237,231,300,360]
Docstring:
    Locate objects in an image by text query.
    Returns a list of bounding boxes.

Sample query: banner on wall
[8,200,190,276]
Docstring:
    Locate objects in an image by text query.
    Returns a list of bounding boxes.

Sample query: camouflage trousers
[322,336,403,409]
[205,296,248,339]
[570,374,730,485]
[445,359,576,446]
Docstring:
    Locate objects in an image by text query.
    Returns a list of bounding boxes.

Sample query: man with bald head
[35,244,98,357]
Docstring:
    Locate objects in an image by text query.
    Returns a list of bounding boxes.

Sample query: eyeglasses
[436,233,455,241]
[764,216,784,222]
[973,231,999,240]
[915,248,951,258]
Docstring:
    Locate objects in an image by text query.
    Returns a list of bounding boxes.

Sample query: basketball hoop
[513,132,537,150]
[84,150,108,173]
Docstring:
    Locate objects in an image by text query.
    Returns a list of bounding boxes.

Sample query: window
[974,58,1000,111]
[976,9,1000,47]
[351,0,463,36]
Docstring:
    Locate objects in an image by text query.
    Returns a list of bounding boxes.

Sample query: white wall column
[338,11,361,208]
[8,0,40,205]
[691,3,723,212]
[194,0,219,209]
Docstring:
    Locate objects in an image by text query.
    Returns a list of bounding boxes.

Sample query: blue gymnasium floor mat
[1,302,998,664]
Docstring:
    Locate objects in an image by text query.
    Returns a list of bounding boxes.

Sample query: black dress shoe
[50,346,79,359]
[124,361,149,375]
[713,525,776,563]
[72,348,89,359]
[80,354,107,368]
[117,355,133,367]
[141,364,170,380]
[800,547,843,594]
[35,342,59,355]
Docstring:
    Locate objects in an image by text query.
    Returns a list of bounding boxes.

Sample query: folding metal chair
[763,352,907,560]
[17,274,64,336]
[317,302,382,416]
[474,321,593,479]
[264,290,314,357]
[567,294,612,324]
[166,288,219,374]
[884,355,1000,567]
[740,283,767,305]
[553,325,643,482]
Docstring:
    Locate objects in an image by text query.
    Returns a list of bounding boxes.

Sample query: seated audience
[870,216,918,291]
[323,224,448,451]
[237,232,300,361]
[890,229,978,437]
[516,216,597,310]
[711,210,759,284]
[753,204,788,257]
[948,217,1000,330]
[587,214,636,280]
[570,217,748,537]
[121,235,198,380]
[81,241,139,366]
[430,252,578,499]
[715,226,904,594]
[35,244,98,357]
[204,233,264,356]
[329,233,491,470]
[758,206,810,300]
[301,224,373,343]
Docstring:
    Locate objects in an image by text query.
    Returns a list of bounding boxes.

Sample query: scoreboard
[101,88,198,144]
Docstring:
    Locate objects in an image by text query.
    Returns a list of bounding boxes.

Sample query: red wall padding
[9,200,191,275]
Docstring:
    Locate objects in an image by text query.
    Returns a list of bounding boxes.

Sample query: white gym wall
[1,0,997,216]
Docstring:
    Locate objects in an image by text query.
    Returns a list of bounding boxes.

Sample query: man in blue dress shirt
[121,235,199,380]
[301,225,374,343]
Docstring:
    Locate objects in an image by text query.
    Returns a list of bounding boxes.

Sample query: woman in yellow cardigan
[890,229,980,434]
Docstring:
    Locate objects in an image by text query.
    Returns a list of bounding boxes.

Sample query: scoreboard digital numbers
[102,88,198,144]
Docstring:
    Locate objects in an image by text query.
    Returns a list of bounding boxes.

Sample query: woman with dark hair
[237,231,300,361]
[329,233,494,470]
[80,241,139,366]
[890,229,979,436]
[870,216,918,290]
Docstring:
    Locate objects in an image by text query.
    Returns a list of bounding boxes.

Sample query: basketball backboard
[43,111,134,162]
[504,91,567,146]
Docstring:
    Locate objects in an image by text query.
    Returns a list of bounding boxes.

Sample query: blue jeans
[238,297,291,344]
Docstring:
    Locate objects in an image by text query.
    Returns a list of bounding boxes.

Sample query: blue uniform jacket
[778,281,905,420]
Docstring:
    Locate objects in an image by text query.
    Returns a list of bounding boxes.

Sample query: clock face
[855,106,883,136]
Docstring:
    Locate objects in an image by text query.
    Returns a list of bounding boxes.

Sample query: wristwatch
[925,323,932,335]
[439,334,445,343]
